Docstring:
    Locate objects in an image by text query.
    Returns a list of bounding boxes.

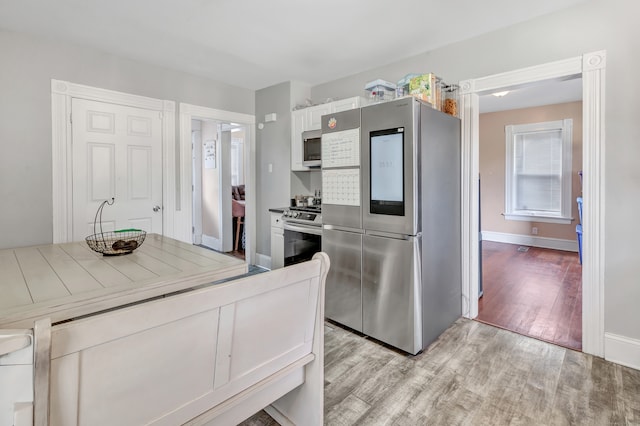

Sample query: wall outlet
[531,226,538,235]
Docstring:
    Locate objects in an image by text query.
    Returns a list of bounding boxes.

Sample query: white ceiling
[480,77,583,113]
[0,0,589,91]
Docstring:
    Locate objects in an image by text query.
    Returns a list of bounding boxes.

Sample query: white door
[192,127,203,245]
[71,98,163,240]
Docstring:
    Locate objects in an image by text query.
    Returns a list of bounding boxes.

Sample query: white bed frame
[11,252,329,426]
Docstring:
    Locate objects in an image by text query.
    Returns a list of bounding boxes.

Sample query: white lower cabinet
[0,331,33,426]
[270,212,284,269]
[291,96,366,171]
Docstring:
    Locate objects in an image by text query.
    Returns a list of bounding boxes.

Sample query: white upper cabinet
[307,103,332,130]
[291,110,308,171]
[291,96,366,171]
[332,97,362,113]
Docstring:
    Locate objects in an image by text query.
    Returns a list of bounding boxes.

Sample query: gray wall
[311,0,640,341]
[0,29,254,249]
[255,82,292,256]
[291,170,322,199]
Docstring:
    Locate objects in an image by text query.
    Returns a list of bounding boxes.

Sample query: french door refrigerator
[320,108,364,332]
[361,97,461,354]
[322,97,461,355]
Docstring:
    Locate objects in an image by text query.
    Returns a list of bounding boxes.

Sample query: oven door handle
[283,223,323,236]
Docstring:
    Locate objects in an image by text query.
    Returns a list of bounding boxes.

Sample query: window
[505,119,573,224]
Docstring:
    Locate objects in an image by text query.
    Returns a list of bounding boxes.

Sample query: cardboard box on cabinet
[409,73,437,105]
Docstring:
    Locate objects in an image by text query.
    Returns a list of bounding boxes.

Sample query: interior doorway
[459,51,607,357]
[178,103,255,264]
[191,119,248,257]
[474,80,583,351]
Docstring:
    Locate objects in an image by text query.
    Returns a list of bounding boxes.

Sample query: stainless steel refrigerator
[321,108,364,332]
[322,97,461,355]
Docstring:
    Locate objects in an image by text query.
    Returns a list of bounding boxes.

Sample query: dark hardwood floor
[225,249,245,260]
[477,241,582,351]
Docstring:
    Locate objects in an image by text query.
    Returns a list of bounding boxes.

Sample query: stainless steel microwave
[302,129,322,167]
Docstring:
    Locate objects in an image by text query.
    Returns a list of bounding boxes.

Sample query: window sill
[503,213,573,225]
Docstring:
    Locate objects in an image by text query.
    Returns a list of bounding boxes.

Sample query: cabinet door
[0,330,33,426]
[270,212,284,229]
[291,110,307,171]
[307,104,332,130]
[331,97,362,113]
[270,227,284,269]
[270,213,284,269]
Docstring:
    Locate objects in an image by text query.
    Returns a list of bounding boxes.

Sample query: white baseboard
[254,253,271,270]
[481,231,578,252]
[201,234,221,251]
[605,333,640,371]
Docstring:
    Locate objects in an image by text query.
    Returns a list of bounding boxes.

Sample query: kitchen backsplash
[291,169,321,199]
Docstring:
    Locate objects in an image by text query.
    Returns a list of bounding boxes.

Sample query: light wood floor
[477,241,582,351]
[241,318,640,425]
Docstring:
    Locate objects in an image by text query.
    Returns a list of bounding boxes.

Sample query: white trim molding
[604,333,640,371]
[580,50,606,358]
[51,80,176,243]
[459,50,606,358]
[201,234,222,252]
[254,253,272,271]
[178,103,256,264]
[482,231,578,252]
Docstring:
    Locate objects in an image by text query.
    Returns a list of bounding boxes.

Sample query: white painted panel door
[72,98,162,240]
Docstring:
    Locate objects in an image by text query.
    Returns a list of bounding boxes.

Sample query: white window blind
[505,119,573,224]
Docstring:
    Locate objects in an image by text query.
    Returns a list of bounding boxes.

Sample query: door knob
[153,205,161,212]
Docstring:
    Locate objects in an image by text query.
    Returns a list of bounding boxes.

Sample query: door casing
[51,79,176,243]
[459,51,606,357]
[179,103,256,264]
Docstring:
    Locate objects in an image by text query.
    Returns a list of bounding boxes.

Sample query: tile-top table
[0,234,247,328]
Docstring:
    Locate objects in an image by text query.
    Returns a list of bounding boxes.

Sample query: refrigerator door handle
[322,224,364,234]
[365,230,421,240]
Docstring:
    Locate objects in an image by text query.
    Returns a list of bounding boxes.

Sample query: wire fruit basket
[86,198,146,256]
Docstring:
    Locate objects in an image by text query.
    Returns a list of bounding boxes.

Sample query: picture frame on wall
[204,139,216,169]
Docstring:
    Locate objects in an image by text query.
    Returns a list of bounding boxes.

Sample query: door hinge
[192,226,195,233]
[70,113,72,124]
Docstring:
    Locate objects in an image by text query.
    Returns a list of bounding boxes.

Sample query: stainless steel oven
[282,206,322,266]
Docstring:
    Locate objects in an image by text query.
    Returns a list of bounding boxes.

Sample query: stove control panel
[281,209,322,225]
